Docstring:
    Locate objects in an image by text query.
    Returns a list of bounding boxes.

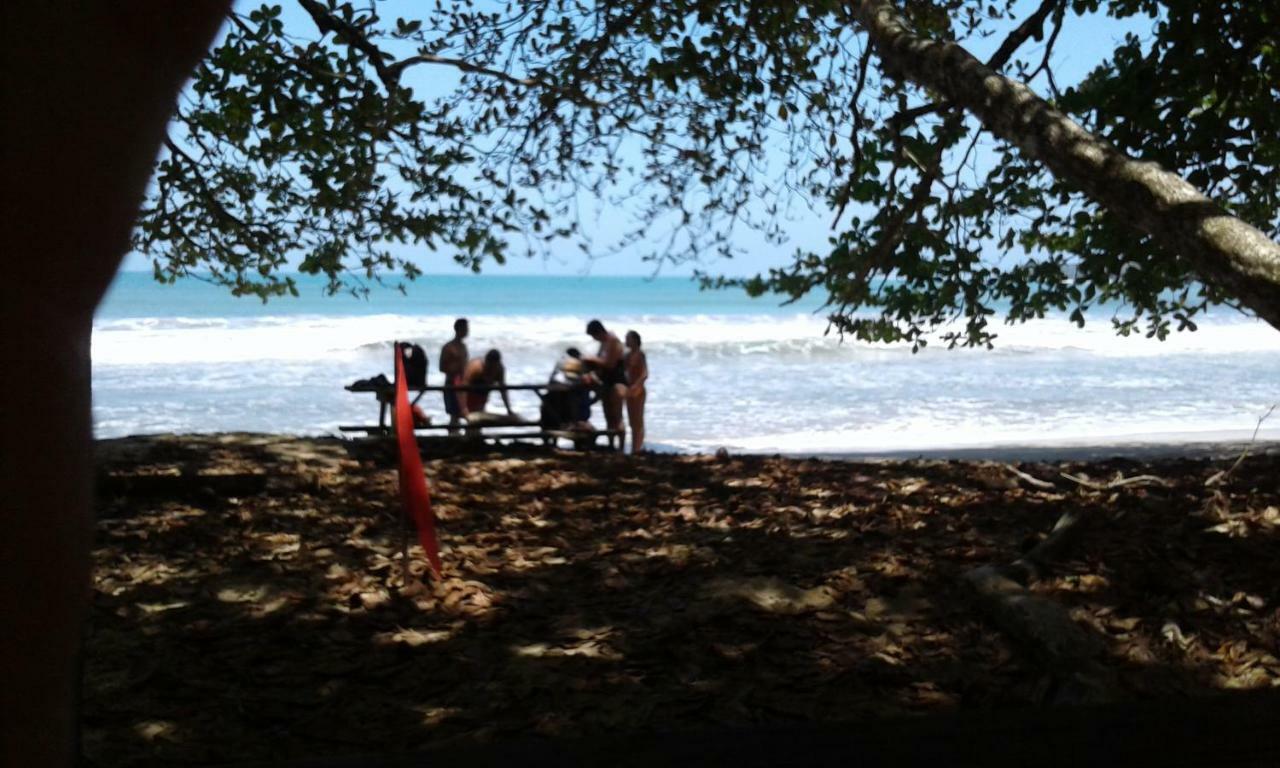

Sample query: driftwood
[1206,403,1277,487]
[996,465,1173,583]
[964,500,1117,705]
[962,565,1114,704]
[964,464,1181,703]
[1002,463,1057,490]
[1059,472,1169,491]
[1005,508,1091,585]
[1003,463,1171,493]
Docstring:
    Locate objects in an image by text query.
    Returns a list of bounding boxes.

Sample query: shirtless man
[583,319,627,440]
[438,318,469,432]
[461,349,514,416]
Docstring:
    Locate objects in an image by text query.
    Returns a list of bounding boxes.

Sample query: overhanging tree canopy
[137,0,1280,345]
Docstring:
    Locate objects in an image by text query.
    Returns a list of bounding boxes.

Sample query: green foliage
[137,2,551,299]
[721,0,1277,346]
[138,0,1277,345]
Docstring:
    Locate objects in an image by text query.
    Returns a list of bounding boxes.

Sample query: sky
[120,1,1152,279]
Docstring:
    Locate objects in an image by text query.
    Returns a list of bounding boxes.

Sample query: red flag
[394,343,442,576]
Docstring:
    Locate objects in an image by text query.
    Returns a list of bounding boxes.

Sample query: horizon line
[113,268,708,279]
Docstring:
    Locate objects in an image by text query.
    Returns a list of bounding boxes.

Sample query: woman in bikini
[624,330,648,454]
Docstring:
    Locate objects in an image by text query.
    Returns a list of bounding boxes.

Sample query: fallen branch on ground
[1005,507,1092,584]
[963,565,1115,705]
[1206,403,1277,487]
[1059,472,1170,491]
[1004,463,1170,493]
[1003,463,1057,490]
[963,494,1117,704]
[969,465,1166,704]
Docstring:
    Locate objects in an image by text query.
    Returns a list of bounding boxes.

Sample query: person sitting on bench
[546,348,597,430]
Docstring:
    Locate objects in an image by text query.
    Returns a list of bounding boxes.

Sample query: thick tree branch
[986,0,1062,72]
[963,562,1114,703]
[298,0,603,107]
[296,0,400,90]
[852,0,1280,331]
[887,100,947,130]
[390,53,540,89]
[886,1,1061,131]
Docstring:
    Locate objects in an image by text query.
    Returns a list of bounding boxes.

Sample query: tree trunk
[852,0,1280,332]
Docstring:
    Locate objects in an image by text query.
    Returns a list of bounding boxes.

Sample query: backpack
[400,343,428,388]
[540,386,575,429]
[541,384,591,429]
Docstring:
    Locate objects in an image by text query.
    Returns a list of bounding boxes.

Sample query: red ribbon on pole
[394,342,442,576]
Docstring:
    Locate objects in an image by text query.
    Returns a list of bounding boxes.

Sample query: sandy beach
[85,433,1279,765]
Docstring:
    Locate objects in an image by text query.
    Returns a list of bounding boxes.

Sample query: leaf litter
[84,434,1279,765]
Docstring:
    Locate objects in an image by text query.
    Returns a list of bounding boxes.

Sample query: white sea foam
[90,310,1280,366]
[88,288,1280,452]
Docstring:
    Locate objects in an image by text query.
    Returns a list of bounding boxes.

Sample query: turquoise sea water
[93,272,1280,453]
[96,273,825,319]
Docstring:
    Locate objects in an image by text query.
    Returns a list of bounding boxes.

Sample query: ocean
[93,272,1280,454]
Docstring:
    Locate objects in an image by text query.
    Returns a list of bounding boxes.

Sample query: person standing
[624,330,648,454]
[438,318,469,432]
[583,319,627,443]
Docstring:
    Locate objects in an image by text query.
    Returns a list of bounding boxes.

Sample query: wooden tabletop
[346,382,552,393]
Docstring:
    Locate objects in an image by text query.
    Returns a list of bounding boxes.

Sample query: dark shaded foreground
[86,434,1280,766]
[242,688,1280,767]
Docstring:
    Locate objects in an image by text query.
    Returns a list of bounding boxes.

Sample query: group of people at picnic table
[435,317,648,454]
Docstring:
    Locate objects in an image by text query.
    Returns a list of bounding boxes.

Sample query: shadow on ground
[83,434,1280,766]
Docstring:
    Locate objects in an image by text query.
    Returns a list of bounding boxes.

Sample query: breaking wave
[91,311,1280,366]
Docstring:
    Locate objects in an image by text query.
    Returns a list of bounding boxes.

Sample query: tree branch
[884,0,1062,132]
[832,44,874,227]
[858,112,964,277]
[296,0,400,90]
[852,0,1280,331]
[986,0,1062,72]
[887,100,947,131]
[163,136,250,231]
[389,53,541,89]
[1204,403,1278,487]
[1027,5,1067,100]
[528,2,655,123]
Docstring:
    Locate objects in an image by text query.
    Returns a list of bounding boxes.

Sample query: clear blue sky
[122,1,1150,278]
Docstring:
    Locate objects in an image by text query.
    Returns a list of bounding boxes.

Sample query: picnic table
[340,381,624,451]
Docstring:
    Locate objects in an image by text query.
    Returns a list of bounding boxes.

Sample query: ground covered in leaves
[85,434,1280,766]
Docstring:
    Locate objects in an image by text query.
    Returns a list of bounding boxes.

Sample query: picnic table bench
[340,381,624,451]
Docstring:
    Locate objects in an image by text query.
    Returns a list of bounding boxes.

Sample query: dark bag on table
[400,343,428,388]
[541,386,575,429]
